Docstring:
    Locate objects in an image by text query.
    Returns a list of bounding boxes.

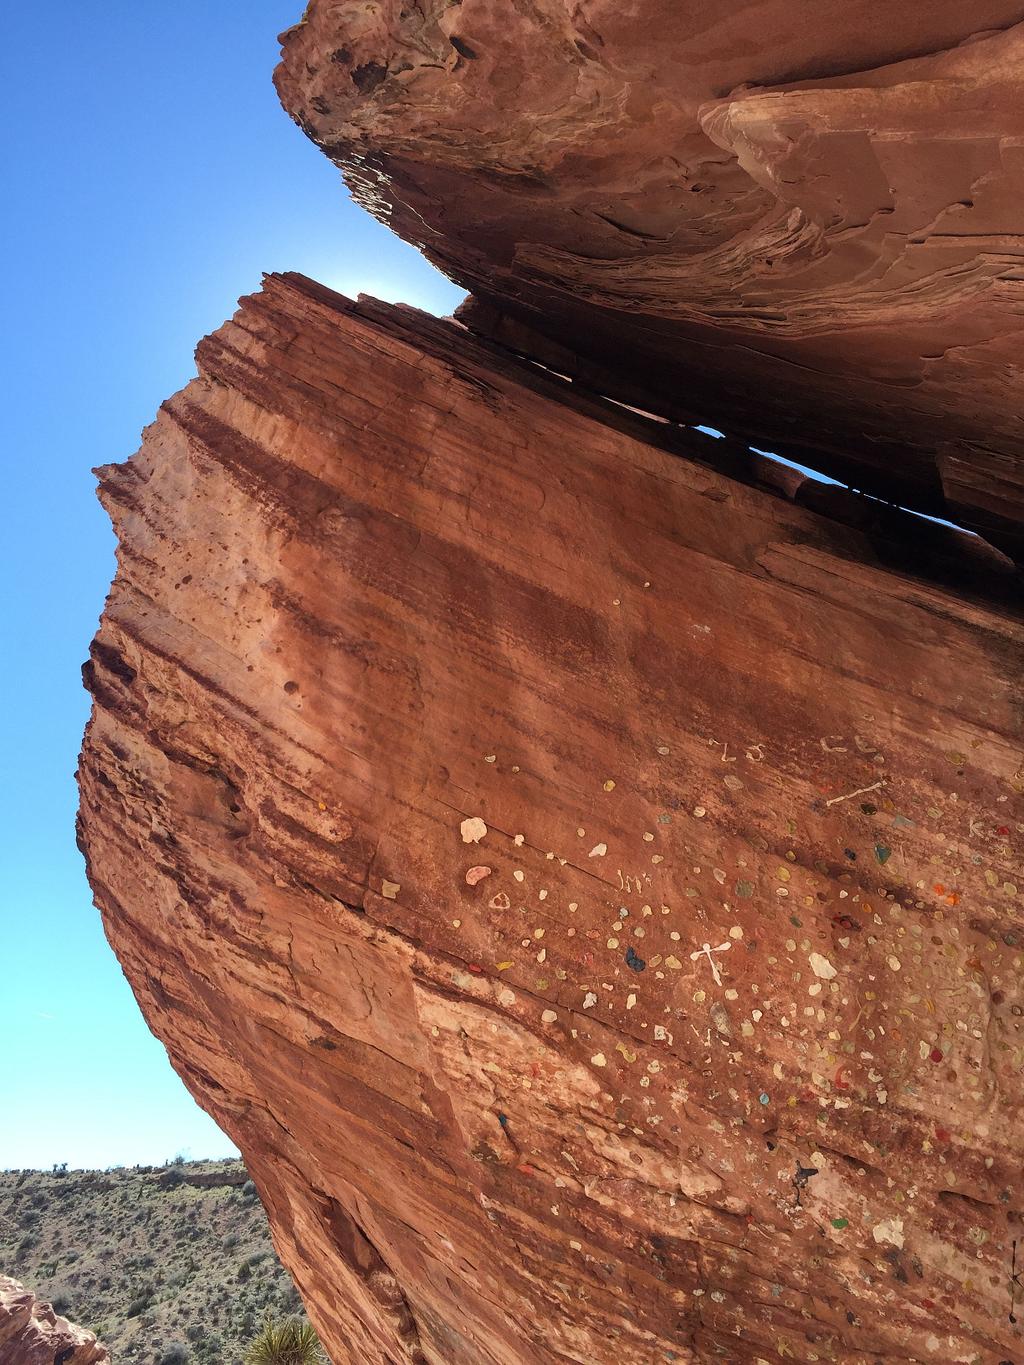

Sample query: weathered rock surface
[275,1,1024,560]
[0,1277,109,1364]
[79,273,1024,1363]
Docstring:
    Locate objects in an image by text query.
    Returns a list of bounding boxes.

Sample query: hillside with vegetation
[0,1158,321,1364]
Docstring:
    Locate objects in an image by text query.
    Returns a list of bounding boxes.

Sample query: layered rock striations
[275,0,1024,560]
[0,1278,109,1365]
[79,273,1024,1363]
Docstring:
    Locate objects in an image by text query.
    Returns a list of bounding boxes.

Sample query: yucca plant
[245,1315,325,1365]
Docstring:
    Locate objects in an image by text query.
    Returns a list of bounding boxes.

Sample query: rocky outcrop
[0,1278,109,1364]
[275,1,1024,561]
[79,272,1023,1363]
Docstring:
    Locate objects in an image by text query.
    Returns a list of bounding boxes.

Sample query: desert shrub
[158,1344,189,1365]
[241,1181,257,1200]
[49,1288,74,1316]
[127,1292,153,1318]
[278,1284,302,1315]
[193,1332,222,1363]
[245,1316,323,1365]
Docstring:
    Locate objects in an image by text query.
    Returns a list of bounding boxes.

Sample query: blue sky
[0,1,463,1170]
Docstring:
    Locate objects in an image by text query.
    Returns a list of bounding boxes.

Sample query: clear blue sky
[0,1,463,1170]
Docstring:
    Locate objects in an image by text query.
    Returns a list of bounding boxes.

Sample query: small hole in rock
[350,60,388,94]
[450,35,478,59]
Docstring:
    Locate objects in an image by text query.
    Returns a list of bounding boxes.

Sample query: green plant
[49,1287,74,1316]
[278,1284,302,1315]
[244,1316,323,1365]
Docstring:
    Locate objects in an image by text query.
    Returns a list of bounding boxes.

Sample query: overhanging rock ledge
[275,0,1024,562]
[78,271,1024,1363]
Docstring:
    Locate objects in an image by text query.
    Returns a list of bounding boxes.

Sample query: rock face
[79,272,1024,1363]
[275,1,1024,560]
[0,1277,109,1364]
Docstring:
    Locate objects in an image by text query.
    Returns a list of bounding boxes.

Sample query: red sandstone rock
[79,273,1024,1363]
[0,1278,109,1364]
[274,1,1024,559]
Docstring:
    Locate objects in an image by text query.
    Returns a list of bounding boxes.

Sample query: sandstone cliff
[275,0,1024,562]
[0,1277,109,1365]
[79,271,1024,1363]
